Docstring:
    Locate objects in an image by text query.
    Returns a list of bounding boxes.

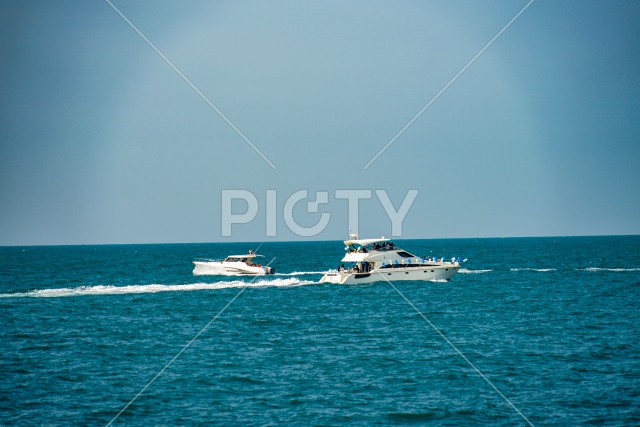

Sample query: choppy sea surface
[1,236,639,426]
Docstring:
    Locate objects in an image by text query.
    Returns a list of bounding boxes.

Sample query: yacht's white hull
[319,264,459,284]
[193,261,272,276]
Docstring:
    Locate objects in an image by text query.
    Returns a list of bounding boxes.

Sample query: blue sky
[1,0,639,245]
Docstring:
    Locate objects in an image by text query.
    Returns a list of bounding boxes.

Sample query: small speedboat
[320,235,461,284]
[193,252,275,276]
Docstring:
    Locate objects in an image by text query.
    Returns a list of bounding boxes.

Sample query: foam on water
[274,271,327,276]
[510,268,557,272]
[0,278,316,298]
[459,268,492,274]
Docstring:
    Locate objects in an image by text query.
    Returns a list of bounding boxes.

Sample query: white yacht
[320,235,461,284]
[193,252,275,276]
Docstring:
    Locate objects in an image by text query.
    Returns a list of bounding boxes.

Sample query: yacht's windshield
[370,241,395,251]
[346,241,397,253]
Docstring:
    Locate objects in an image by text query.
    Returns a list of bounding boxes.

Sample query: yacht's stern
[319,271,347,284]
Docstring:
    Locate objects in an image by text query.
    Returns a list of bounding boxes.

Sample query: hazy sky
[1,0,639,245]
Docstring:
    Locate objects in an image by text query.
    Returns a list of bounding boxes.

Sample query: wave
[459,268,492,274]
[578,267,640,272]
[510,268,557,272]
[0,278,316,299]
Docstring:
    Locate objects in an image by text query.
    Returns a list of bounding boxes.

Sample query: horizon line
[2,233,639,248]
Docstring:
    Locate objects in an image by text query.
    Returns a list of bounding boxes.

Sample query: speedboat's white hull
[193,261,273,276]
[320,264,460,284]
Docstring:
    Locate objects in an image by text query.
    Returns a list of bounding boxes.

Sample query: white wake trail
[0,278,316,298]
[459,268,492,274]
[273,271,327,276]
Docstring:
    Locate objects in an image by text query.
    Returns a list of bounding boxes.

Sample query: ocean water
[1,236,639,426]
